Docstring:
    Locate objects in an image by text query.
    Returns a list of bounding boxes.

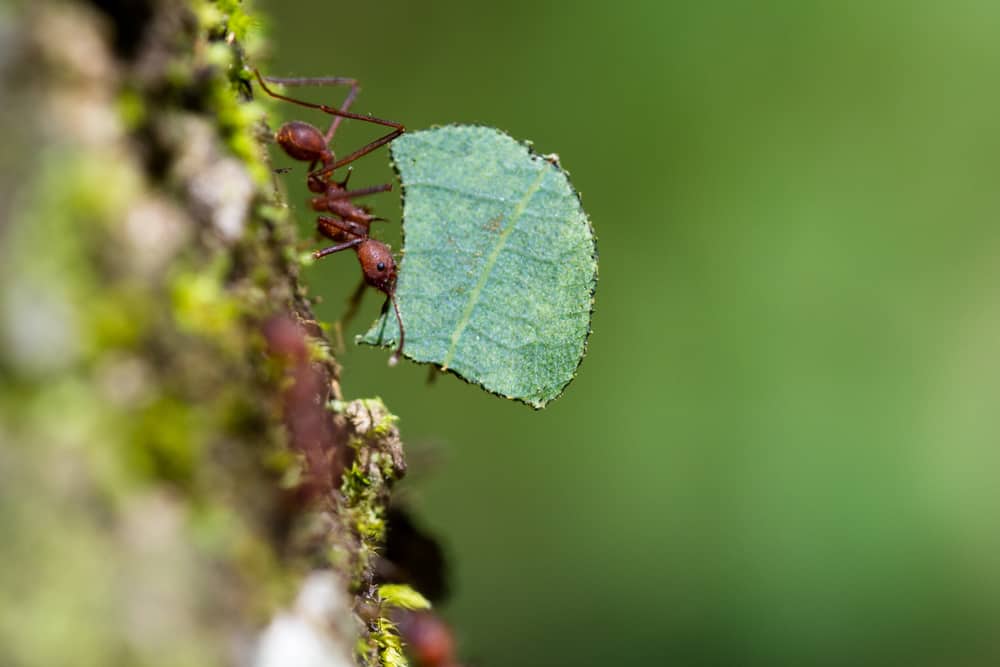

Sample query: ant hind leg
[255,70,402,134]
[263,75,362,143]
[254,70,405,178]
[315,126,404,180]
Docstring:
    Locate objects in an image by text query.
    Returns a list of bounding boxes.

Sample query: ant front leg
[314,124,404,181]
[313,236,363,260]
[262,75,360,143]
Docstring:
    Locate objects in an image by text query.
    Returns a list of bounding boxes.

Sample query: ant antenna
[388,294,406,367]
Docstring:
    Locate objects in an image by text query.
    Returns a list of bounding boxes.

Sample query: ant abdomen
[276,121,331,164]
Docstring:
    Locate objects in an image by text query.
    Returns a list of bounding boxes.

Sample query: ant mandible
[254,69,407,365]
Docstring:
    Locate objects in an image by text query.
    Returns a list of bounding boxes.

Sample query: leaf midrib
[440,167,548,371]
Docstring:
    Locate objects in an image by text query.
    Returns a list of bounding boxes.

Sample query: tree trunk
[0,1,411,665]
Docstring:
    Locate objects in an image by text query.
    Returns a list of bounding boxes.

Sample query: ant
[394,610,465,667]
[254,69,407,364]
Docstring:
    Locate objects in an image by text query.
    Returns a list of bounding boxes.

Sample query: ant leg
[260,74,361,144]
[258,70,403,178]
[387,294,406,367]
[322,184,392,202]
[341,278,368,326]
[317,215,368,240]
[313,126,404,181]
[313,236,363,259]
[264,75,358,87]
[255,70,402,132]
[327,86,358,142]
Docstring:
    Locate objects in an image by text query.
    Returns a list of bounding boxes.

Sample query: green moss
[10,150,140,275]
[127,396,203,485]
[214,81,270,185]
[306,336,337,364]
[370,409,399,439]
[205,41,234,69]
[372,617,408,667]
[189,0,272,185]
[86,289,150,351]
[204,0,260,43]
[192,0,226,32]
[170,259,240,336]
[297,250,318,266]
[64,153,143,226]
[356,507,386,542]
[341,461,371,498]
[331,399,410,665]
[378,584,432,611]
[116,88,147,130]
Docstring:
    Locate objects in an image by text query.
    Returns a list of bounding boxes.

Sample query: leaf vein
[440,169,548,370]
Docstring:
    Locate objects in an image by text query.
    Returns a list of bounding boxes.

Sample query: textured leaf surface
[361,125,597,408]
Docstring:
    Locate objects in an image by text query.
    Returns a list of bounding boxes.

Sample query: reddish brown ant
[394,610,465,667]
[254,69,407,364]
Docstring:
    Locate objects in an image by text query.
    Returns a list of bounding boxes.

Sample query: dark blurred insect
[394,610,464,667]
[377,506,450,604]
[375,507,466,666]
[254,69,407,364]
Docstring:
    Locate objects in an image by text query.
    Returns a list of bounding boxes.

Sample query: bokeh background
[257,1,1000,664]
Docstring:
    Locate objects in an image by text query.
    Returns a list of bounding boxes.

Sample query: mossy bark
[0,1,409,665]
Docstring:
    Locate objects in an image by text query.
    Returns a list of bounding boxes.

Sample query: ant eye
[376,262,386,272]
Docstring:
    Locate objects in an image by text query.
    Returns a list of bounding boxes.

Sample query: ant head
[276,121,332,165]
[357,239,406,365]
[357,239,397,294]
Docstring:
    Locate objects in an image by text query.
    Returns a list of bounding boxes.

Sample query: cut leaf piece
[361,125,597,408]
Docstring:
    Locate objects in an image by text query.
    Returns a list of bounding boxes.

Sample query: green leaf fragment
[360,125,597,408]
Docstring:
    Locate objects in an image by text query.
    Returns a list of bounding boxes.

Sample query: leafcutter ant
[254,69,406,364]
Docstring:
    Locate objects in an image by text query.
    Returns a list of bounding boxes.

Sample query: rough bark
[0,1,414,665]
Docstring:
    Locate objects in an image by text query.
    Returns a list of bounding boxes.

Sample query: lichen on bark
[0,1,415,665]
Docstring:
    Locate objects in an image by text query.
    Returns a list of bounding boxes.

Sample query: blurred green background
[257,1,1000,664]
